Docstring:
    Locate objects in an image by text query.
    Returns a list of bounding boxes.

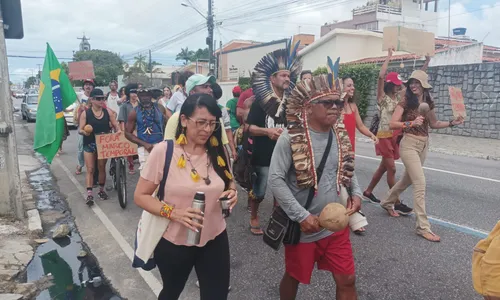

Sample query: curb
[355,137,500,161]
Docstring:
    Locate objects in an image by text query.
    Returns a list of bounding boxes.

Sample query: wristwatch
[403,121,412,128]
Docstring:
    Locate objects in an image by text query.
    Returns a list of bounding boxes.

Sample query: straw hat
[407,70,432,89]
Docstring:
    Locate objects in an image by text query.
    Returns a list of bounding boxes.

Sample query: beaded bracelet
[160,203,174,219]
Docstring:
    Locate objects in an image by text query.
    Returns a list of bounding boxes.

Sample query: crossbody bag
[263,130,333,251]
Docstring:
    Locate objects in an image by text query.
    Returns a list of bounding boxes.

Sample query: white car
[64,103,77,127]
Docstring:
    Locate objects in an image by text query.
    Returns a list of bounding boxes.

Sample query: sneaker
[394,202,413,216]
[363,192,381,204]
[86,195,94,206]
[97,190,109,200]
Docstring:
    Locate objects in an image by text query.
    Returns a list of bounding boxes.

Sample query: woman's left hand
[371,135,379,144]
[451,116,465,126]
[219,188,238,211]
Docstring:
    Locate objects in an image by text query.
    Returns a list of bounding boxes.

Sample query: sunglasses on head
[311,99,344,109]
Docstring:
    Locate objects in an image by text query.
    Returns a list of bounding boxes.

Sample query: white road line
[54,157,162,296]
[356,154,500,183]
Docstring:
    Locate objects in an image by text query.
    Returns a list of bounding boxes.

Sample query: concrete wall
[221,41,287,82]
[429,43,483,67]
[363,62,500,139]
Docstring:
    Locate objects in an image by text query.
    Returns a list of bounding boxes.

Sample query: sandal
[382,206,400,217]
[419,231,441,242]
[75,166,82,175]
[249,224,263,236]
[354,227,366,236]
[129,169,136,175]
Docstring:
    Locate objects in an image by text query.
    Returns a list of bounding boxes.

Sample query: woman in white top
[158,86,172,108]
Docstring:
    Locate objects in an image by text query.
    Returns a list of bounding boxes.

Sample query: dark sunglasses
[92,96,106,101]
[311,99,344,109]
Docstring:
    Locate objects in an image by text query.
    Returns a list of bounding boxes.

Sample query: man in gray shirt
[268,73,361,300]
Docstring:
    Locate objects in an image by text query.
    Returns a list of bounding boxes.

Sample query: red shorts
[284,228,355,284]
[375,132,400,160]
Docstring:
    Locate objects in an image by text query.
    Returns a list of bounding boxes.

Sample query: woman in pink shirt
[134,93,238,300]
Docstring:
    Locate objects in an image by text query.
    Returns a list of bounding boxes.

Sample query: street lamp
[181,1,215,76]
[181,2,207,20]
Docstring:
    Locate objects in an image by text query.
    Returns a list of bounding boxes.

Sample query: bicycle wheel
[110,158,117,190]
[117,159,128,209]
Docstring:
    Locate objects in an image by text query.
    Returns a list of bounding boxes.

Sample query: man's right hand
[413,116,424,126]
[267,128,283,140]
[300,214,321,234]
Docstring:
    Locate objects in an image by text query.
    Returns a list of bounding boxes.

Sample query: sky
[6,0,500,84]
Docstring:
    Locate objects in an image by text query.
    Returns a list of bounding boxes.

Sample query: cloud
[6,0,498,84]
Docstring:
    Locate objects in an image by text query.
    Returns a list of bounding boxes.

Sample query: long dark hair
[405,79,434,110]
[341,76,356,103]
[175,93,231,189]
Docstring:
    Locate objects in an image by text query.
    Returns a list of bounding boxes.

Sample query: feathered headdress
[252,39,302,124]
[286,56,354,193]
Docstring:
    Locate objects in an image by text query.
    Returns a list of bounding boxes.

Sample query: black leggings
[154,230,230,300]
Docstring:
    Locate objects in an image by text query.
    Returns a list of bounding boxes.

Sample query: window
[27,95,38,104]
[356,22,378,31]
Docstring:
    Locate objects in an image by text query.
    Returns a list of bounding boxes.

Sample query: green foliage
[24,76,37,88]
[312,66,328,75]
[73,50,124,86]
[176,47,209,65]
[238,77,251,91]
[339,64,378,119]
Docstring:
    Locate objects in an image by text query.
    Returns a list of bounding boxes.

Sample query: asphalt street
[16,109,499,300]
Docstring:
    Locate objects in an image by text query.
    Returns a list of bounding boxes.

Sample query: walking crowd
[64,41,500,300]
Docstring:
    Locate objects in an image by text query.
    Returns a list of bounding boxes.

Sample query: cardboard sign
[68,61,95,81]
[96,132,138,159]
[383,26,435,56]
[448,86,467,118]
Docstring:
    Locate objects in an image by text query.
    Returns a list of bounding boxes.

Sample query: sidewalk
[357,132,500,160]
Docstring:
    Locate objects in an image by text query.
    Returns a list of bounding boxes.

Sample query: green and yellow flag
[33,43,77,163]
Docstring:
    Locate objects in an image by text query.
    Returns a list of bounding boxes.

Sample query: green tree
[176,47,194,65]
[133,54,148,72]
[25,76,37,88]
[73,49,124,86]
[190,48,209,61]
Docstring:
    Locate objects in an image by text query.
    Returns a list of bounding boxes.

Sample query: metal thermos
[186,192,205,245]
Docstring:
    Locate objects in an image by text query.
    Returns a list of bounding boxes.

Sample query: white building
[321,0,439,37]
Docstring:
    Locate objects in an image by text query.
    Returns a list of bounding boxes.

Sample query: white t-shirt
[107,92,120,114]
[166,90,186,113]
[77,92,89,104]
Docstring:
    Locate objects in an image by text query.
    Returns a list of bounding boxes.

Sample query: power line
[7,55,73,60]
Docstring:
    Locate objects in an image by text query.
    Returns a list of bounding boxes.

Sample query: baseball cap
[385,72,404,86]
[232,86,242,94]
[83,79,95,86]
[89,89,105,99]
[186,74,216,94]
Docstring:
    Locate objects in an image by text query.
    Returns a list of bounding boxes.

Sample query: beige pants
[138,147,150,171]
[381,134,431,234]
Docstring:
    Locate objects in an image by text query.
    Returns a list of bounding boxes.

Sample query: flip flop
[75,166,82,175]
[354,228,366,236]
[250,225,263,236]
[418,232,441,242]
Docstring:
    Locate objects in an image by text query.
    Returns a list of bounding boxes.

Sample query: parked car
[63,102,77,127]
[21,94,38,122]
[14,91,25,99]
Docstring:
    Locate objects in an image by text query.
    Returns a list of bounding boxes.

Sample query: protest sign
[96,132,138,159]
[68,61,95,81]
[383,26,435,56]
[448,86,467,118]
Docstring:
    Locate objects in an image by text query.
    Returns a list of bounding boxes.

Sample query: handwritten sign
[383,26,435,56]
[96,132,138,159]
[68,61,95,81]
[448,86,467,118]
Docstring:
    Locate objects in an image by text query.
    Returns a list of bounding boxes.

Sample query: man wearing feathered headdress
[268,57,362,299]
[246,40,302,235]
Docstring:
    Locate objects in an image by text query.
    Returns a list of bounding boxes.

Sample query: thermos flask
[186,192,205,245]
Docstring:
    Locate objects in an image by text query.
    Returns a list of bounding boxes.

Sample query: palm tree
[176,47,194,65]
[133,54,148,72]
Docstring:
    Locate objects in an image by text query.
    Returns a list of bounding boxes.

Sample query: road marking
[356,154,500,183]
[54,157,162,296]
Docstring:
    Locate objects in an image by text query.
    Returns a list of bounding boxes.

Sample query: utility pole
[207,0,215,75]
[0,5,23,218]
[448,0,451,40]
[148,49,153,85]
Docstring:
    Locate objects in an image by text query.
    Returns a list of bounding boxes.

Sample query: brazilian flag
[34,44,77,163]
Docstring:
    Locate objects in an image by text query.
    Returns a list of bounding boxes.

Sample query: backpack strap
[157,139,174,201]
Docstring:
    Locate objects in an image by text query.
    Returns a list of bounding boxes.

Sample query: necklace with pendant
[182,147,211,185]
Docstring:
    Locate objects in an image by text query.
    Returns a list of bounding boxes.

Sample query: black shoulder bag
[263,130,333,251]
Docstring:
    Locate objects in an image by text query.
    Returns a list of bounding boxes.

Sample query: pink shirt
[141,141,226,247]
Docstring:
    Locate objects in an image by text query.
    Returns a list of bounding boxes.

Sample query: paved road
[18,116,499,300]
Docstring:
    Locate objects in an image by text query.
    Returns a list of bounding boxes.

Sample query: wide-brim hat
[407,70,432,89]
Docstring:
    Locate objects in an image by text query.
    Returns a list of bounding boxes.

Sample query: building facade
[321,0,439,37]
